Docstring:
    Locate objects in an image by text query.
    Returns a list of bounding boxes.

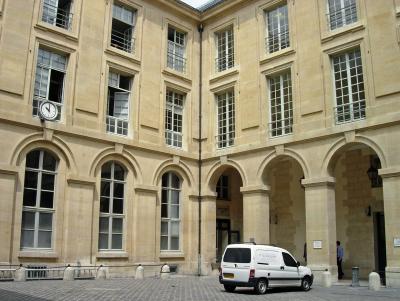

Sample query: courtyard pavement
[0,276,399,301]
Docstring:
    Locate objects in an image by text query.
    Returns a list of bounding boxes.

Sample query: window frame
[167,26,187,73]
[21,150,58,250]
[41,0,74,31]
[264,2,290,54]
[110,0,137,54]
[326,0,358,31]
[216,175,229,200]
[215,26,235,73]
[165,89,184,148]
[215,90,235,149]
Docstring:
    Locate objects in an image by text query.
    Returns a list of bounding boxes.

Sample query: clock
[39,101,59,121]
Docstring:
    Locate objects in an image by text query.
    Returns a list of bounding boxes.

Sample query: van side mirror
[297,261,300,267]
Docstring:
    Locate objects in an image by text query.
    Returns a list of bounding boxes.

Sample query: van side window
[282,252,297,267]
[223,248,251,263]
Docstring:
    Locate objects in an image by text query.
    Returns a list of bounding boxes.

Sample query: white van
[219,243,313,294]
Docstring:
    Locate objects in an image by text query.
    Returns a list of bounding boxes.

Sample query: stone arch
[322,135,387,177]
[205,160,247,195]
[89,148,142,183]
[257,148,310,186]
[152,159,194,190]
[10,133,77,173]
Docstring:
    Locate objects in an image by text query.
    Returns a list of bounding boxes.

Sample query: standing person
[337,241,344,279]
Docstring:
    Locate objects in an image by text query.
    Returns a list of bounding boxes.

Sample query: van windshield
[223,248,251,263]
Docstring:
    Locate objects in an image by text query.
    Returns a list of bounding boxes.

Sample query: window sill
[105,47,140,65]
[159,252,185,259]
[18,250,58,259]
[260,48,295,65]
[162,68,192,84]
[210,66,239,84]
[35,23,78,42]
[97,251,129,259]
[321,22,365,44]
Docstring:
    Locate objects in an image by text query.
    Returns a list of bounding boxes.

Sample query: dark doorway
[374,212,386,284]
[216,219,230,262]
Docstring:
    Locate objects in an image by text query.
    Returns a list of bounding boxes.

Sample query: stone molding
[379,167,400,179]
[0,164,19,175]
[301,177,336,188]
[134,184,159,194]
[67,175,96,186]
[240,185,270,194]
[18,251,58,259]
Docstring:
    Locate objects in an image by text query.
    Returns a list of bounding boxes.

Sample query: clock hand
[46,104,51,113]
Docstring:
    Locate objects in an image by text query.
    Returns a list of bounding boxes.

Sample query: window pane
[22,211,35,229]
[161,204,168,218]
[171,221,179,237]
[41,173,55,191]
[114,183,124,198]
[112,198,123,214]
[42,152,57,171]
[38,231,52,248]
[101,162,112,179]
[39,213,52,230]
[40,191,54,208]
[101,181,110,197]
[160,236,168,250]
[99,217,109,233]
[99,233,108,249]
[26,151,40,169]
[112,218,123,233]
[171,190,179,205]
[171,173,180,189]
[24,171,38,189]
[161,189,168,203]
[23,189,37,207]
[170,205,179,219]
[21,230,34,248]
[100,197,110,213]
[162,174,168,187]
[112,234,122,249]
[114,164,125,180]
[170,237,179,250]
[161,222,168,235]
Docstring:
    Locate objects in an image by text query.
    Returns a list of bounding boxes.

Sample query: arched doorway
[328,143,386,281]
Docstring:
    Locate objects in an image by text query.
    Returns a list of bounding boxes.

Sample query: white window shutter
[114,92,129,120]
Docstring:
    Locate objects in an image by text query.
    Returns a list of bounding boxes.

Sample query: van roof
[226,243,287,253]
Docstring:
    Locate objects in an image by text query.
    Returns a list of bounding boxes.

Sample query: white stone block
[160,264,170,279]
[14,267,26,282]
[322,271,332,287]
[63,266,75,281]
[96,266,108,280]
[135,265,144,279]
[369,272,381,291]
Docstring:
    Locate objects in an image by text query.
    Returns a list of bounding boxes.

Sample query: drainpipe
[197,23,204,276]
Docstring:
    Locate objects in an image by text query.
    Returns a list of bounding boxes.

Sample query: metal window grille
[99,162,125,251]
[268,72,293,137]
[107,72,131,136]
[111,3,136,53]
[215,27,234,72]
[327,0,357,30]
[21,150,57,249]
[216,91,235,148]
[42,0,73,30]
[265,4,290,53]
[165,90,184,148]
[160,172,181,251]
[332,48,365,124]
[33,48,67,121]
[167,27,187,73]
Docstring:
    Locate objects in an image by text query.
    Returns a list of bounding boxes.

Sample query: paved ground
[0,276,399,301]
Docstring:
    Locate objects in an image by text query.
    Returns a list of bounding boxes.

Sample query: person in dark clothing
[337,240,344,279]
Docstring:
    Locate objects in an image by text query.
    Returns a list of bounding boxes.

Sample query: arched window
[161,172,181,251]
[99,161,125,250]
[21,150,58,249]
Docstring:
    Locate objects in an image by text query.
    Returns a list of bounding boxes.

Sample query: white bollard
[96,266,108,280]
[63,266,75,281]
[369,272,381,291]
[322,270,332,287]
[160,264,170,279]
[14,266,26,282]
[135,264,144,279]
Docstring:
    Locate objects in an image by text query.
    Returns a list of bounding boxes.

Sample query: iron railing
[42,1,73,30]
[265,30,290,54]
[74,267,97,280]
[334,100,366,124]
[268,118,293,137]
[215,134,234,149]
[215,53,234,73]
[111,29,135,54]
[0,269,16,281]
[25,266,64,280]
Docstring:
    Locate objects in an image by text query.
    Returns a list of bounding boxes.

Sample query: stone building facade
[0,0,399,286]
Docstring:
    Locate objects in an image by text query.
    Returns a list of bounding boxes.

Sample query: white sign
[313,240,322,249]
[394,238,400,247]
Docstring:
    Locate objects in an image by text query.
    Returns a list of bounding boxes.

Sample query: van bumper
[219,276,258,287]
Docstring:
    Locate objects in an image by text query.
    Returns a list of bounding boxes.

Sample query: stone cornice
[301,177,336,188]
[379,167,400,179]
[134,185,159,194]
[240,185,270,194]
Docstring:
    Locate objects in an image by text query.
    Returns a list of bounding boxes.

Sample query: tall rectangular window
[327,0,357,30]
[161,172,181,251]
[21,150,57,249]
[268,71,293,137]
[216,175,229,200]
[33,48,67,121]
[167,27,186,73]
[332,48,365,124]
[215,27,234,72]
[111,2,136,53]
[165,90,184,148]
[42,0,73,30]
[216,90,235,148]
[107,72,131,136]
[265,4,289,53]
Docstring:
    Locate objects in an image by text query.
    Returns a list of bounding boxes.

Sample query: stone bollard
[322,270,332,287]
[135,264,144,279]
[369,272,381,291]
[14,265,26,282]
[63,265,75,281]
[96,265,108,280]
[160,264,170,280]
[351,267,360,287]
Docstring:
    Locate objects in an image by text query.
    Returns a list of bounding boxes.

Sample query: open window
[42,0,73,30]
[167,26,186,73]
[111,2,136,53]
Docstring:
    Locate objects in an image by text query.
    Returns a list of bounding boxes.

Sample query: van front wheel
[301,276,311,291]
[223,285,236,292]
[254,279,268,295]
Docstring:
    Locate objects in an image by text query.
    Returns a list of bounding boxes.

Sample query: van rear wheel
[301,276,311,291]
[223,284,236,292]
[254,279,268,294]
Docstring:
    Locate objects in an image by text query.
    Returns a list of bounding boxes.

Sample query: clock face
[39,101,58,121]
